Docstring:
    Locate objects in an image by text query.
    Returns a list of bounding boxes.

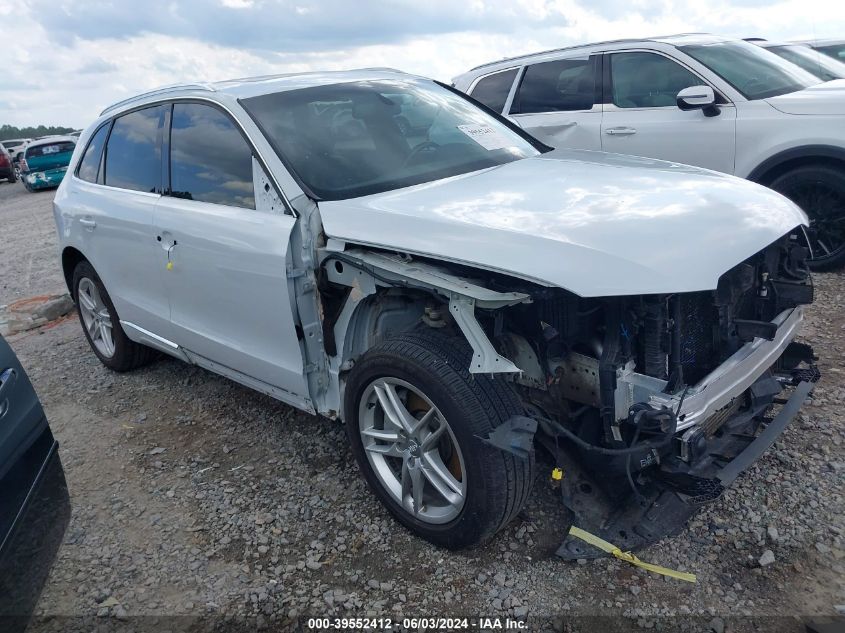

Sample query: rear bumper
[23,168,67,190]
[556,379,813,559]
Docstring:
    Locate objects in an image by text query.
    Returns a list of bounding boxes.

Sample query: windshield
[679,40,820,99]
[242,79,541,200]
[768,45,845,81]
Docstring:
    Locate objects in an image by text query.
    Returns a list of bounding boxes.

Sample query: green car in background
[20,136,76,192]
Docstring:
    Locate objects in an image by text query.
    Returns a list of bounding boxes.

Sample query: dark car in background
[0,335,70,633]
[0,145,16,183]
[19,137,76,192]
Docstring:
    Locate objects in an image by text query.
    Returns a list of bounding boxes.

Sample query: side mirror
[676,85,720,117]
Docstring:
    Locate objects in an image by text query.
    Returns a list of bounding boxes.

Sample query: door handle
[79,217,96,229]
[605,127,637,136]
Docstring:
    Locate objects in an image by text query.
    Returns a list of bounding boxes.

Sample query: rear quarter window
[469,68,519,113]
[76,124,110,183]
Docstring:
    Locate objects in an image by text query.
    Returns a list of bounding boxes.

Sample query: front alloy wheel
[358,377,466,524]
[344,330,534,549]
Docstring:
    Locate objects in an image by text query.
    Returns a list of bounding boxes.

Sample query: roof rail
[100,83,216,116]
[465,32,717,73]
[466,39,633,72]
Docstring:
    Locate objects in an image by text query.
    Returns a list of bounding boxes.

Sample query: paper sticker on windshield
[457,124,511,150]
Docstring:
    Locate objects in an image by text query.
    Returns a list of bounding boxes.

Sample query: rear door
[600,50,737,173]
[67,105,172,340]
[508,54,603,149]
[154,101,307,399]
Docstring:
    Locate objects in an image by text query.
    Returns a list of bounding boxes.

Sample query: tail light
[0,153,8,167]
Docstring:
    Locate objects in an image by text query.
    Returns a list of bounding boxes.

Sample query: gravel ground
[0,182,66,304]
[2,181,843,632]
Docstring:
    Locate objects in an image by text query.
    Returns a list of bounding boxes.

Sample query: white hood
[319,150,807,297]
[766,79,845,115]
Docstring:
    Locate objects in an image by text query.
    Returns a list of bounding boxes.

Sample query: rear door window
[168,103,255,209]
[104,105,165,193]
[469,68,519,113]
[77,124,110,183]
[511,58,595,114]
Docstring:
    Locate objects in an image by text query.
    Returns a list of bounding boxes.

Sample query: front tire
[344,330,534,549]
[768,165,845,271]
[72,261,157,372]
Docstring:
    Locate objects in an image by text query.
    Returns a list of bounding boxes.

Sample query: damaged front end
[497,231,819,557]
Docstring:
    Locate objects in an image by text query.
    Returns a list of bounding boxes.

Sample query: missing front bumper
[555,379,814,560]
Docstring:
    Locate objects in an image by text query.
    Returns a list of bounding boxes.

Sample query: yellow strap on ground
[567,525,697,583]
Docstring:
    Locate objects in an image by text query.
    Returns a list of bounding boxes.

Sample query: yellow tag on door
[166,261,173,271]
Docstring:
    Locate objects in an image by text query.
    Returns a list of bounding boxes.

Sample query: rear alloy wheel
[769,165,845,271]
[72,261,158,372]
[77,277,116,358]
[345,330,534,549]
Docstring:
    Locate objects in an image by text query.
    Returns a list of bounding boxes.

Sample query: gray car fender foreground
[555,379,815,560]
[479,415,538,460]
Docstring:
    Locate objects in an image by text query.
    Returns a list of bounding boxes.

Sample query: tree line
[0,124,76,141]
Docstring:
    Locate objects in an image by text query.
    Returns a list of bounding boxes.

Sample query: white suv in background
[454,34,845,269]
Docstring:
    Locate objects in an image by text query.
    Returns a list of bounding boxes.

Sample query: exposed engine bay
[489,230,818,555]
[319,229,818,555]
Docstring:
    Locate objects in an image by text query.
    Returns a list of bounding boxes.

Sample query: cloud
[1,0,842,128]
[28,0,573,52]
[77,59,120,74]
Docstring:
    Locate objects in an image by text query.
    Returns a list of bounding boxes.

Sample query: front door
[154,102,306,399]
[600,50,737,174]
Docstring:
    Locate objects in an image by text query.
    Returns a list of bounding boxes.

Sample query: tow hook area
[555,379,815,560]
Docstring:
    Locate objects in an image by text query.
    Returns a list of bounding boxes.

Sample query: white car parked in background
[454,34,845,269]
[746,38,845,82]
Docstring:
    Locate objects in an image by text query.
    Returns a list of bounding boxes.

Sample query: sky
[0,0,842,128]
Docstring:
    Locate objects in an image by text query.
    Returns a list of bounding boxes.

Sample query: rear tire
[72,261,157,372]
[344,329,534,549]
[768,165,845,271]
